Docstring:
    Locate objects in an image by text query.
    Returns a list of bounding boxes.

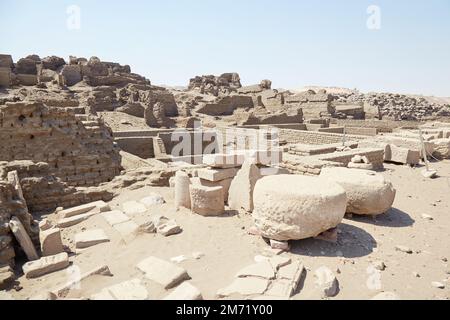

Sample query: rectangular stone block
[136,256,190,289]
[203,153,245,168]
[75,229,110,249]
[22,252,69,279]
[9,216,39,261]
[197,167,239,182]
[60,200,110,218]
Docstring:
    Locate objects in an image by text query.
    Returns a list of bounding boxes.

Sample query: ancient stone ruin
[1,53,449,301]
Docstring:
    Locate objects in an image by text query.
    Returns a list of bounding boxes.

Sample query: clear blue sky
[1,0,449,96]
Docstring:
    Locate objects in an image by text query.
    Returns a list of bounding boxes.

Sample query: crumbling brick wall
[279,129,368,145]
[0,102,121,187]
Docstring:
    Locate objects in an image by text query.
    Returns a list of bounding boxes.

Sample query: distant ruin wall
[279,129,368,145]
[0,102,121,187]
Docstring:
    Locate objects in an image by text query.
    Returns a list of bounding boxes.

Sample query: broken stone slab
[38,219,53,231]
[60,200,110,218]
[22,252,69,279]
[140,193,165,207]
[265,279,295,298]
[122,201,147,215]
[253,175,347,241]
[101,210,130,226]
[75,229,110,249]
[203,153,246,169]
[51,265,112,298]
[157,220,182,237]
[9,216,39,261]
[136,256,190,289]
[189,185,225,216]
[217,277,270,298]
[371,291,401,300]
[197,167,239,182]
[113,220,139,243]
[236,261,276,280]
[174,171,191,209]
[385,144,420,165]
[314,266,339,298]
[277,260,304,292]
[40,228,64,256]
[269,256,291,271]
[228,160,262,213]
[91,279,148,300]
[163,282,203,300]
[56,211,98,228]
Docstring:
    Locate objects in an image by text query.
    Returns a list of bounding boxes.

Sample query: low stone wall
[115,137,155,159]
[279,129,368,145]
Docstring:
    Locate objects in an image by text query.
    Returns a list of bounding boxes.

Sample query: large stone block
[252,175,347,241]
[9,216,39,261]
[197,167,239,182]
[40,228,64,256]
[75,229,110,249]
[136,256,190,289]
[189,185,225,216]
[22,252,69,279]
[228,160,262,212]
[320,167,396,215]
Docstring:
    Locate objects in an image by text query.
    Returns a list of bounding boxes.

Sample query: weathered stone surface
[60,201,110,218]
[314,266,339,297]
[140,193,165,206]
[253,175,347,241]
[163,282,203,300]
[228,160,262,212]
[40,228,64,256]
[265,279,295,298]
[236,261,276,280]
[56,211,98,228]
[385,144,420,165]
[61,65,82,86]
[433,138,450,159]
[203,153,245,168]
[174,171,191,209]
[278,260,304,287]
[122,201,147,215]
[197,167,239,182]
[91,279,148,300]
[320,167,396,216]
[113,221,139,243]
[136,256,190,289]
[75,229,110,249]
[22,252,69,279]
[189,185,225,216]
[371,292,401,300]
[269,256,291,270]
[101,210,130,226]
[9,216,39,261]
[217,277,270,298]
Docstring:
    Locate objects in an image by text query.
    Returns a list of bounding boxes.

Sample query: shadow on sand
[289,223,377,259]
[348,207,415,228]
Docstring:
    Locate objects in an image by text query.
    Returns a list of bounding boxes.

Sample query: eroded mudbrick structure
[1,53,450,299]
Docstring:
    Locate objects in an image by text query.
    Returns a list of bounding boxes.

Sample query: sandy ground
[6,161,450,300]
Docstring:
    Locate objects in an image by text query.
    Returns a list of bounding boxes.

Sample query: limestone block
[235,261,276,280]
[217,278,270,298]
[101,210,130,226]
[432,138,450,159]
[75,229,110,249]
[174,171,191,209]
[385,144,420,165]
[189,185,224,216]
[22,252,69,279]
[228,160,262,212]
[197,167,239,182]
[56,211,98,228]
[60,200,110,218]
[203,153,245,168]
[9,216,39,261]
[163,282,203,300]
[136,256,190,289]
[320,167,396,215]
[192,177,233,203]
[91,279,148,300]
[122,201,147,215]
[40,228,64,256]
[252,175,347,241]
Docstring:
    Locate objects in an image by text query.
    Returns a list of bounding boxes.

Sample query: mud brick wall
[0,160,113,213]
[0,102,121,187]
[279,129,368,145]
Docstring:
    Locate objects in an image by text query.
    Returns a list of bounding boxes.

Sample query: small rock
[170,255,188,264]
[432,282,445,289]
[421,214,434,221]
[373,261,386,271]
[192,252,205,260]
[270,239,290,251]
[314,266,339,297]
[140,193,165,207]
[395,245,413,254]
[412,272,421,278]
